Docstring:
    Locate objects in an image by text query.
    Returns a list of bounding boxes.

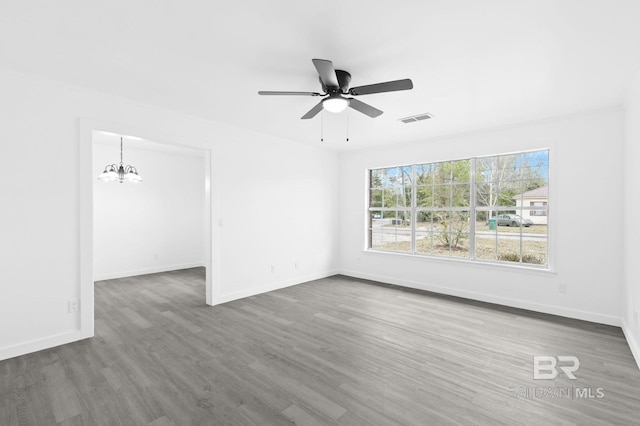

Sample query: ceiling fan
[258,59,413,119]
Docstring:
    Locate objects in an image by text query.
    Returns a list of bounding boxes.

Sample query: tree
[475,153,547,220]
[370,167,412,224]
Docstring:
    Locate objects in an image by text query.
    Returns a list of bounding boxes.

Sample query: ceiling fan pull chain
[346,113,349,142]
[321,109,324,142]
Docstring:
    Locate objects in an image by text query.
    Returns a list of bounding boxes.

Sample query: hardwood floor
[1,268,640,425]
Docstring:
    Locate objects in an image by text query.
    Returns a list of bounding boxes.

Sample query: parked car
[496,214,533,227]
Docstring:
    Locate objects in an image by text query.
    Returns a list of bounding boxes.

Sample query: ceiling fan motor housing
[320,70,351,93]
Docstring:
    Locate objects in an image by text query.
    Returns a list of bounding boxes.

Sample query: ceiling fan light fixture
[322,96,349,113]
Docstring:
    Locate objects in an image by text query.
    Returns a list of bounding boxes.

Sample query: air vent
[399,113,433,123]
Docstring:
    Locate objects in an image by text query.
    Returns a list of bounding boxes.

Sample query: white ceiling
[2,1,640,151]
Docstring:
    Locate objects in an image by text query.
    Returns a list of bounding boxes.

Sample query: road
[371,221,545,245]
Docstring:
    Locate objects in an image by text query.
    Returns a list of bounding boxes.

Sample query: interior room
[1,1,640,424]
[93,133,206,283]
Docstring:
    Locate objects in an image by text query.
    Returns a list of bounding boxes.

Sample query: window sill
[363,248,557,275]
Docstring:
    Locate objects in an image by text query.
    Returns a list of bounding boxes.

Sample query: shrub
[498,252,544,264]
[434,213,469,249]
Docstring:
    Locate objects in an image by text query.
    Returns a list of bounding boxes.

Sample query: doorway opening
[79,121,217,339]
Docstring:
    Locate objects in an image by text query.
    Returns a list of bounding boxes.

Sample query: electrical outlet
[68,299,79,313]
[271,265,275,273]
[558,284,567,294]
[294,261,299,270]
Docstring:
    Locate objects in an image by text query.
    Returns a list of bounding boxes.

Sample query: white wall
[93,142,205,281]
[339,107,624,325]
[623,76,640,367]
[0,68,339,360]
[214,137,340,303]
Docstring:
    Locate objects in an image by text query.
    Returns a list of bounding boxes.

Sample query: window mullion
[411,165,416,254]
[470,158,476,260]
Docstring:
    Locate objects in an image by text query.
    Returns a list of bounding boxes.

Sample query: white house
[514,185,548,225]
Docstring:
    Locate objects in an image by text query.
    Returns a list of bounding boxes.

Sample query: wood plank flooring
[1,268,640,425]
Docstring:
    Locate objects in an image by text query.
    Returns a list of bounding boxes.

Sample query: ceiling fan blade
[348,98,383,118]
[301,100,324,120]
[349,79,413,96]
[258,91,322,96]
[312,59,339,88]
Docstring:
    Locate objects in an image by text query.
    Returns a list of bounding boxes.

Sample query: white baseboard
[215,269,339,305]
[0,330,85,362]
[94,262,205,281]
[622,321,640,371]
[338,269,621,327]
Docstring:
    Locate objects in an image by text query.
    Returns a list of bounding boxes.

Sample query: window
[368,149,549,267]
[369,166,412,253]
[530,201,548,216]
[414,160,471,258]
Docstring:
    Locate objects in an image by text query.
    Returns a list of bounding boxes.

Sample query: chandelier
[98,137,142,183]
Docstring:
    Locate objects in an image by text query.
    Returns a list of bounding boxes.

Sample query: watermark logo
[508,386,604,399]
[507,355,605,400]
[533,355,579,380]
